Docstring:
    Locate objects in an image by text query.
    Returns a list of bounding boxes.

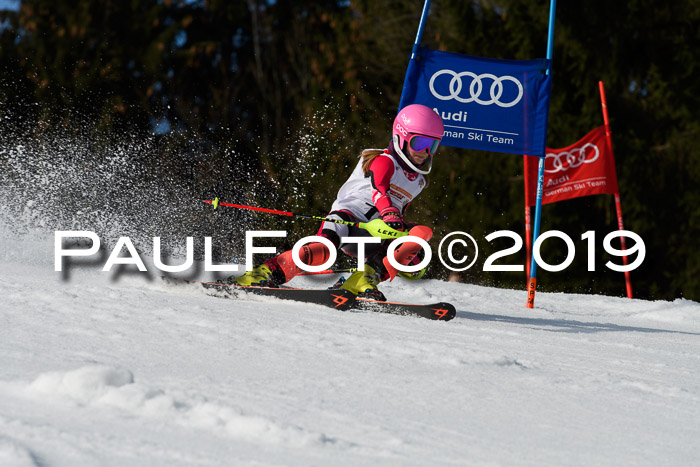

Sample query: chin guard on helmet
[393,134,433,175]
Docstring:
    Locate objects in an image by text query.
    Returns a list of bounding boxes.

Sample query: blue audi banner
[399,47,552,156]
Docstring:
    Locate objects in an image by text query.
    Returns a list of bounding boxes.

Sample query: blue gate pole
[398,0,432,110]
[527,0,557,308]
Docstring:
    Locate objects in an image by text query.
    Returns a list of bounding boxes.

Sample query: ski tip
[430,303,456,321]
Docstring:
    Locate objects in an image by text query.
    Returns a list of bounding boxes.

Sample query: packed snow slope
[1,230,700,467]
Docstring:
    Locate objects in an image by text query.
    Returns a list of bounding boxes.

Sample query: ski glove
[380,206,404,231]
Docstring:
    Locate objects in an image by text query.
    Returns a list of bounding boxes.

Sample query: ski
[354,297,456,321]
[162,277,456,320]
[161,277,356,311]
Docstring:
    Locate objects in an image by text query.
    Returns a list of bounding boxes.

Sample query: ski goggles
[408,134,441,156]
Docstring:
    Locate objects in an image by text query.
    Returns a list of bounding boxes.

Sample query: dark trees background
[1,0,698,301]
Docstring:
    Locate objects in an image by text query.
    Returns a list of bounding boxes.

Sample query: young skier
[230,104,444,300]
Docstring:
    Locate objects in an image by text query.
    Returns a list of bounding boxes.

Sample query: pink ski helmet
[392,104,444,174]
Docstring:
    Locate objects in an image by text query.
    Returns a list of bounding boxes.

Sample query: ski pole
[204,197,407,240]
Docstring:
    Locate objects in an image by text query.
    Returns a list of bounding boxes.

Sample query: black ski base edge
[161,277,456,321]
[355,298,456,321]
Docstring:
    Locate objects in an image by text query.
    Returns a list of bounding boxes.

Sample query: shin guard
[274,242,333,282]
[382,225,433,281]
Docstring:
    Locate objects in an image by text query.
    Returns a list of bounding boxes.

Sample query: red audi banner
[525,125,619,206]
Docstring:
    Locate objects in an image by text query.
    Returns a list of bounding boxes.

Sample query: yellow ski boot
[229,264,284,287]
[339,265,386,301]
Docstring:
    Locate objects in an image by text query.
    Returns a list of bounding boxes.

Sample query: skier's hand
[380,207,404,231]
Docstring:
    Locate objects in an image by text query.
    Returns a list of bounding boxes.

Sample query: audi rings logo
[545,143,600,173]
[429,70,524,108]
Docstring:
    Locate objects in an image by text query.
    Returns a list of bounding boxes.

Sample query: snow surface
[1,227,700,467]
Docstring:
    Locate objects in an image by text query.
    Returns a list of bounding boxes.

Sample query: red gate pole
[524,155,532,277]
[599,81,633,298]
